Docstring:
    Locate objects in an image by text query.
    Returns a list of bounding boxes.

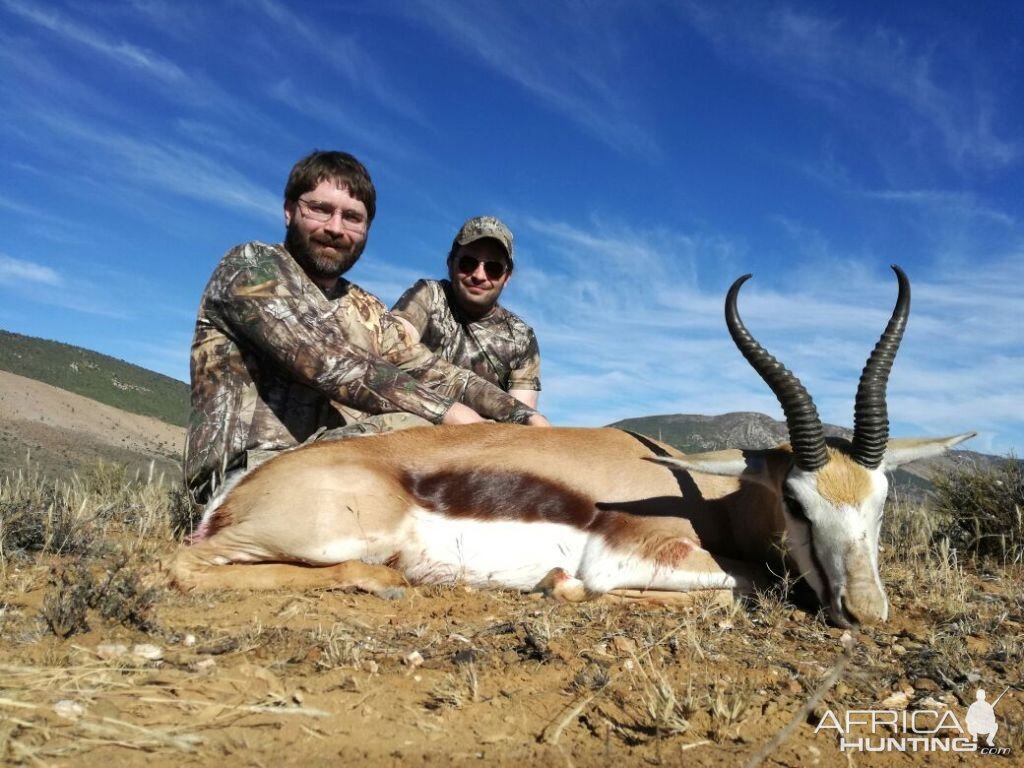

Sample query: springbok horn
[851,265,910,469]
[725,275,828,471]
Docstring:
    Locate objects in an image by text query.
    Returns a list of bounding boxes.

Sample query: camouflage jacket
[186,243,537,497]
[391,279,541,392]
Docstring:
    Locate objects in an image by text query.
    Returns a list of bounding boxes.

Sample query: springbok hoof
[532,567,588,603]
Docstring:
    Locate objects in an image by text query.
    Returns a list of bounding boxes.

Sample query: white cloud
[500,216,1021,454]
[0,254,61,286]
[2,0,187,84]
[23,107,280,220]
[678,3,1019,171]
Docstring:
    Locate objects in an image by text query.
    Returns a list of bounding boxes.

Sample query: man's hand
[441,402,486,425]
[527,413,552,427]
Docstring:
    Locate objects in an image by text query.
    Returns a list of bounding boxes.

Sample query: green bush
[930,456,1023,564]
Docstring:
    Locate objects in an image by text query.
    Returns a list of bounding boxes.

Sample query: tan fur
[175,424,774,593]
[816,449,873,506]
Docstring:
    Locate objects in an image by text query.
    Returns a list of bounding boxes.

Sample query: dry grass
[1,457,1021,765]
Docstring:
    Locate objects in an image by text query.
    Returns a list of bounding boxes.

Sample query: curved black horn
[851,265,911,469]
[726,275,828,471]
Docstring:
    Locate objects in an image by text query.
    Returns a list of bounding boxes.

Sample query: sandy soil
[1,556,1020,767]
[0,371,184,477]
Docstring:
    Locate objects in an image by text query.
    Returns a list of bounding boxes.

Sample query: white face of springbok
[782,454,890,626]
[685,266,975,626]
[662,433,972,626]
[778,439,968,626]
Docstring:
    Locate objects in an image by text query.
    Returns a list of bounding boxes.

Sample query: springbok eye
[783,492,810,522]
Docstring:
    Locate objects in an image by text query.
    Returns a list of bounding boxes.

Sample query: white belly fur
[398,508,588,589]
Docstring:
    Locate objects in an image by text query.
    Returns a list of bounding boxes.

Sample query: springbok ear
[883,432,976,469]
[647,449,763,478]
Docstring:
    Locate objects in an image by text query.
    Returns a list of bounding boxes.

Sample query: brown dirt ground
[1,550,1021,767]
[0,371,184,479]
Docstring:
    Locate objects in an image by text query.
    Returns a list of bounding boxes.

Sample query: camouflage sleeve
[378,310,538,424]
[210,246,455,423]
[390,279,432,335]
[507,327,541,391]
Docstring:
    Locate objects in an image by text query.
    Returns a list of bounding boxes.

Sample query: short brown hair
[284,150,376,222]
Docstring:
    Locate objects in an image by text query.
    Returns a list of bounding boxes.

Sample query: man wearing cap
[186,154,549,503]
[392,216,542,408]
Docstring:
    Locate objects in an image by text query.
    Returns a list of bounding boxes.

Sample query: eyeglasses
[456,255,508,280]
[296,198,368,232]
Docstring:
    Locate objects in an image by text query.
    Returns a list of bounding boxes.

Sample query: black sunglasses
[456,255,508,280]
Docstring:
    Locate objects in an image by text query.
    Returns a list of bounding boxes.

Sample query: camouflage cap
[454,216,514,265]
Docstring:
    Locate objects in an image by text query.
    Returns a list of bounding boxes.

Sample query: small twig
[743,651,851,768]
[539,681,611,745]
[0,697,38,709]
[680,739,712,753]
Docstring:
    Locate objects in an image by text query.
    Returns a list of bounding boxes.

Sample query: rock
[53,700,84,720]
[193,657,217,673]
[611,636,637,656]
[880,691,911,709]
[403,651,424,669]
[132,644,164,661]
[96,643,129,660]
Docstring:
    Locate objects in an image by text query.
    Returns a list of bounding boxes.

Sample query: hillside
[609,411,992,499]
[0,329,189,427]
[0,370,184,480]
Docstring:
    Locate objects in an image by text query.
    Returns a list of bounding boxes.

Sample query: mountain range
[0,330,992,494]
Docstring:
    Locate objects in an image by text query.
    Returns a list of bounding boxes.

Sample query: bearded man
[186,151,549,502]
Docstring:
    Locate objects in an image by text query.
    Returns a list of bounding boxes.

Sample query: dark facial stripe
[401,469,599,529]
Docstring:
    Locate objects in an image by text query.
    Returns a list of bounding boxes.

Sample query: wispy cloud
[266,80,421,165]
[0,255,129,318]
[21,107,280,220]
[0,254,61,286]
[401,1,660,159]
[501,216,1020,452]
[861,189,1016,228]
[678,3,1019,171]
[251,0,426,126]
[1,0,186,84]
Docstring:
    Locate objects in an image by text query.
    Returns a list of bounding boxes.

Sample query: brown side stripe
[401,469,600,530]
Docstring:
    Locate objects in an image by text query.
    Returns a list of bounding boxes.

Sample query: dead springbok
[173,266,973,626]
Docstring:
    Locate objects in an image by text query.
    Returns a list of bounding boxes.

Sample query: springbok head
[656,266,973,626]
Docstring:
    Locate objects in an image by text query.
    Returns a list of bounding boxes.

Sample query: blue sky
[1,1,1021,456]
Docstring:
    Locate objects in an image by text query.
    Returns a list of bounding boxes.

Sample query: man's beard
[285,223,364,280]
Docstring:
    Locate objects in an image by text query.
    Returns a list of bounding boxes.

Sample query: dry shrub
[929,456,1023,564]
[0,470,94,560]
[1,459,184,568]
[39,554,161,638]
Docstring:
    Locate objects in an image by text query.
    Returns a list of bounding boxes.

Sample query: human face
[448,239,511,318]
[284,179,369,281]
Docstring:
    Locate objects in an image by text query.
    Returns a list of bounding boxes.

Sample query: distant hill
[609,412,994,500]
[0,370,184,481]
[0,329,189,427]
